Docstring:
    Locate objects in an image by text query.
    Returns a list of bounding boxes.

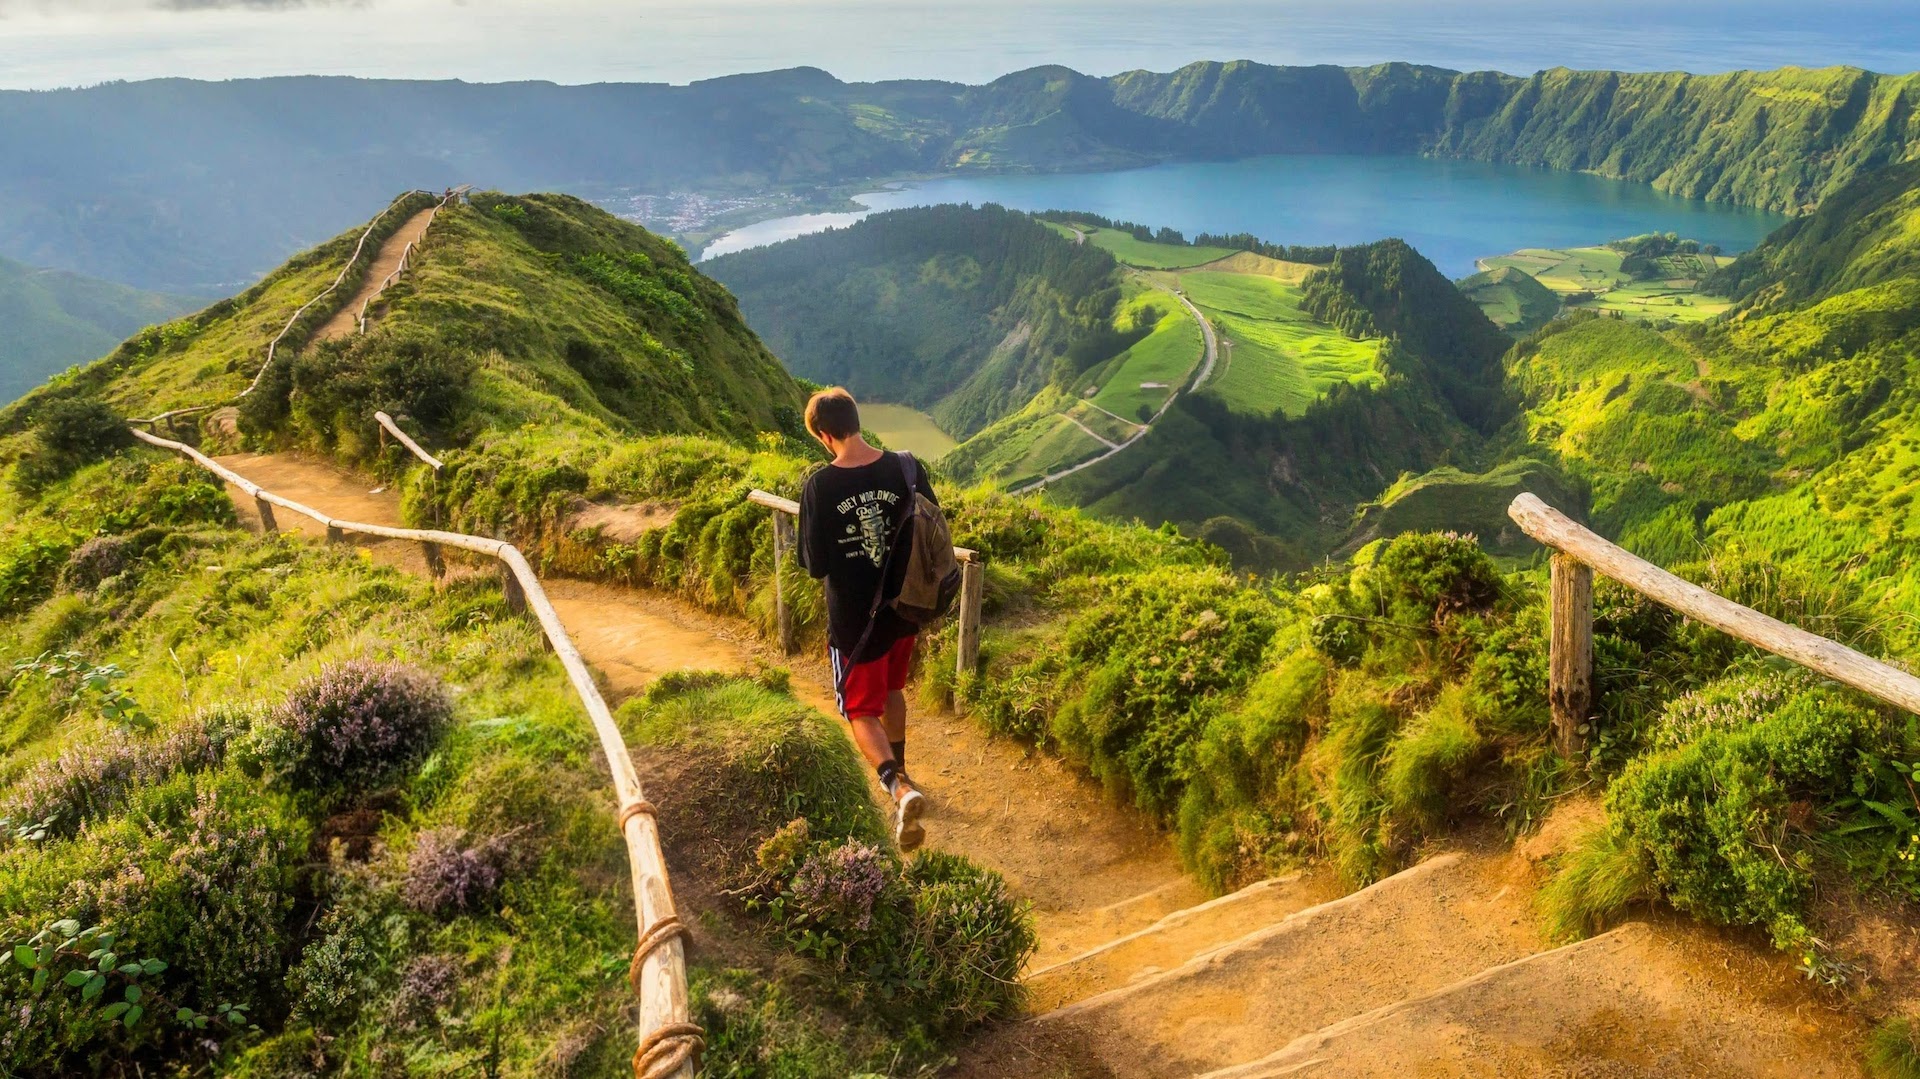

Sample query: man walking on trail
[798,387,934,852]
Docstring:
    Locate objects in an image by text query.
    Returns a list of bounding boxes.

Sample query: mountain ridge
[8,60,1920,290]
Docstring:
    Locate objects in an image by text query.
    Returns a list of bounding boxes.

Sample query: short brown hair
[804,387,861,439]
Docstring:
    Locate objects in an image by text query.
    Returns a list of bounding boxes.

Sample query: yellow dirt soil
[311,205,437,342]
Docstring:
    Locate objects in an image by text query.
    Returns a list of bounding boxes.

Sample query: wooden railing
[131,426,701,1079]
[747,490,985,680]
[375,410,444,470]
[134,188,453,431]
[1509,493,1920,757]
[354,190,453,334]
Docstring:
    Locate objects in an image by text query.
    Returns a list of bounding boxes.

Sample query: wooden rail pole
[772,511,796,655]
[501,564,528,614]
[1548,553,1593,760]
[420,541,445,579]
[956,557,985,684]
[254,496,279,534]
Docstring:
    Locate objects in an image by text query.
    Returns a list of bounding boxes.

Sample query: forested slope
[705,204,1121,437]
[0,257,199,407]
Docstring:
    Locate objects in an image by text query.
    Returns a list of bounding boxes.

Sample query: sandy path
[310,205,437,342]
[212,452,1197,970]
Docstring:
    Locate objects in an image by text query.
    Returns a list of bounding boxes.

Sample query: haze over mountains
[8,60,1920,292]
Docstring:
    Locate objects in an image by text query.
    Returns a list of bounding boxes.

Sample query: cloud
[153,0,367,8]
[0,0,367,14]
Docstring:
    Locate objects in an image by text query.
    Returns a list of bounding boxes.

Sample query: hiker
[798,387,956,852]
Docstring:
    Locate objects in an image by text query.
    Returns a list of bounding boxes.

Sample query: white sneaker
[892,780,926,853]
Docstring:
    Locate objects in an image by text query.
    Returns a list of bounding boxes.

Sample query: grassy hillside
[1478,243,1733,326]
[1709,159,1920,307]
[1457,265,1562,334]
[0,257,200,407]
[705,204,1121,438]
[10,62,1920,291]
[1176,270,1383,415]
[4,192,807,463]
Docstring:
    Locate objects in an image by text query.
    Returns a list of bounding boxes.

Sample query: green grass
[1177,272,1382,416]
[861,402,957,460]
[1457,265,1562,334]
[1478,246,1735,326]
[1079,227,1238,269]
[1083,294,1202,421]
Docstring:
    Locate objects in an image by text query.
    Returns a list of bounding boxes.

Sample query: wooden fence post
[772,511,796,655]
[1549,552,1594,761]
[420,541,445,579]
[501,565,528,615]
[325,524,344,544]
[254,497,278,534]
[956,558,985,685]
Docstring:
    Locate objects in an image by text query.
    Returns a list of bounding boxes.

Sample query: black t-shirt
[798,452,938,662]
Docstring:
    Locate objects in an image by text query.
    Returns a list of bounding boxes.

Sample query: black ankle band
[876,759,901,791]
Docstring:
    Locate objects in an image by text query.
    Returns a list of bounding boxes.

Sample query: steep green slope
[1458,264,1562,334]
[1043,239,1512,564]
[0,257,200,406]
[1709,158,1920,306]
[10,62,1920,290]
[704,204,1121,437]
[4,192,807,460]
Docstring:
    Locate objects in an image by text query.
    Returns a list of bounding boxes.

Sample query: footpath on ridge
[210,451,1869,1078]
[310,204,438,342]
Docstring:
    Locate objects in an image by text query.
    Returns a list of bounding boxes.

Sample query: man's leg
[884,689,907,772]
[835,644,924,850]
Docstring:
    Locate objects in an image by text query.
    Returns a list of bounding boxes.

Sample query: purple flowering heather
[402,827,508,914]
[393,953,463,1025]
[275,661,451,789]
[4,725,219,837]
[791,840,893,932]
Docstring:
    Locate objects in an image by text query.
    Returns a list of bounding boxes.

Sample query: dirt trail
[310,205,437,342]
[212,452,1197,971]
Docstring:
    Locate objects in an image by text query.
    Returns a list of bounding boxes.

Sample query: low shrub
[2,720,227,840]
[13,400,131,491]
[268,661,452,794]
[1869,1017,1920,1079]
[1606,685,1884,951]
[1537,824,1656,942]
[400,826,516,915]
[750,821,1032,1034]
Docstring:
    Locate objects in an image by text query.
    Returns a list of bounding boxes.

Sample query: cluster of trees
[1033,209,1186,245]
[1191,232,1337,265]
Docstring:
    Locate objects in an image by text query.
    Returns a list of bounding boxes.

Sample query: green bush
[1605,685,1883,951]
[1537,824,1656,942]
[13,400,131,491]
[749,821,1032,1035]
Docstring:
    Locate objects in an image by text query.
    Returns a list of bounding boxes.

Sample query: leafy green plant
[2,920,255,1041]
[10,649,153,733]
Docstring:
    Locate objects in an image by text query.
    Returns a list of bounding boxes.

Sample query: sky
[2,0,1918,91]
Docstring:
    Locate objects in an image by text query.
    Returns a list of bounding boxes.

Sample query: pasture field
[1066,398,1141,444]
[1177,271,1383,416]
[862,402,959,459]
[1082,297,1202,420]
[1478,245,1736,324]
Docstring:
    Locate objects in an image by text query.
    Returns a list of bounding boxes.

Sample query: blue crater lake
[702,155,1792,278]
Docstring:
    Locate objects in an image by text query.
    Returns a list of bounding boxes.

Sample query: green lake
[862,403,958,461]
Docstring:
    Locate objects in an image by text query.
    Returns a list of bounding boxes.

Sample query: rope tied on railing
[633,1023,706,1079]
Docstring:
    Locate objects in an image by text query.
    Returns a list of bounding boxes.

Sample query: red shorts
[829,636,915,720]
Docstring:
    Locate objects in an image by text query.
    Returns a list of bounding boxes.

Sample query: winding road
[1011,274,1218,495]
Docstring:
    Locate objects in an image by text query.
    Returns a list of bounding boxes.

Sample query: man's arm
[797,476,829,580]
